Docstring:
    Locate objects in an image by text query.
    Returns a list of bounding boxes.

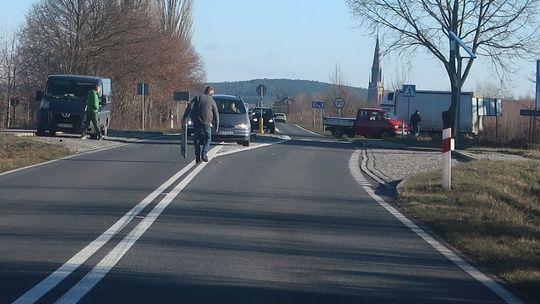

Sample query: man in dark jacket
[81,85,101,140]
[182,86,219,163]
[409,110,422,138]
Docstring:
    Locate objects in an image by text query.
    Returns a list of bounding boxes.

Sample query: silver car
[187,94,251,146]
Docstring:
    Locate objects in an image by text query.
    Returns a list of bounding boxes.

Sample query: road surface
[0,124,520,303]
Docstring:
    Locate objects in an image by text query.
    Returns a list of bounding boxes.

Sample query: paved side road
[358,139,529,187]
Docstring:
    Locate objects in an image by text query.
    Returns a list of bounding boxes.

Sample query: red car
[323,108,407,139]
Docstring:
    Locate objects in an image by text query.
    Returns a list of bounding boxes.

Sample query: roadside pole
[442,128,453,190]
[256,85,266,134]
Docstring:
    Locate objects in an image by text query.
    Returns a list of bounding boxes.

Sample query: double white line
[14,147,220,304]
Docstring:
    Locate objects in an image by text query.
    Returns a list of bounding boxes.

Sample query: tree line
[0,0,203,130]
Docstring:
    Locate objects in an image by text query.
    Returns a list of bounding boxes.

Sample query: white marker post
[442,128,452,190]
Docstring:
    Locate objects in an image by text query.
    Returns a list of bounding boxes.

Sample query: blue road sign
[402,84,416,97]
[312,101,325,109]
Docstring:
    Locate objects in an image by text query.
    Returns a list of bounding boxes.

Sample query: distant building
[367,36,384,105]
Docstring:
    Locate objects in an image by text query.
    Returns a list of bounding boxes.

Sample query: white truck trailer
[380,89,485,134]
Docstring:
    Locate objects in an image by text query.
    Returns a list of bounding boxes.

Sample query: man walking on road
[182,86,219,163]
[409,110,422,138]
[81,85,101,140]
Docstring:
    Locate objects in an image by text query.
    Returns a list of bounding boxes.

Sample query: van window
[46,79,98,100]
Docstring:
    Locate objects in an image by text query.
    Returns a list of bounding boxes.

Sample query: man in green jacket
[81,85,101,140]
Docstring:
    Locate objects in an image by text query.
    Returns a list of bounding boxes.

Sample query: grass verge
[398,160,540,302]
[0,134,71,174]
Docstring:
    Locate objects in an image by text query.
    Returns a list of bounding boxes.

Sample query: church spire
[367,35,384,105]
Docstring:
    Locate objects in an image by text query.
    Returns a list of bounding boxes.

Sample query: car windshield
[46,79,98,100]
[383,112,398,120]
[253,108,273,117]
[214,98,246,114]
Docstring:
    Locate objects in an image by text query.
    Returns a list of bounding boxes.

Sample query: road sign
[402,84,416,97]
[174,91,190,101]
[334,98,345,109]
[520,109,540,117]
[536,60,540,109]
[284,97,294,105]
[312,101,325,109]
[137,82,149,96]
[256,85,267,97]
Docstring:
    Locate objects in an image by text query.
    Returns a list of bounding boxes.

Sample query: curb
[452,150,476,161]
[359,148,394,190]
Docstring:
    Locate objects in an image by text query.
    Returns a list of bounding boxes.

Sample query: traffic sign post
[403,84,416,122]
[334,98,345,117]
[312,101,325,128]
[536,60,540,110]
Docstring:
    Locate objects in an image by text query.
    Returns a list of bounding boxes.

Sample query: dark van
[36,75,112,139]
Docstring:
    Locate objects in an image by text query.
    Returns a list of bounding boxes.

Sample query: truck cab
[36,75,112,138]
[354,108,406,139]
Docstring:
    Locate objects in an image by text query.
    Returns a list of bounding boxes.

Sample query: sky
[2,0,537,97]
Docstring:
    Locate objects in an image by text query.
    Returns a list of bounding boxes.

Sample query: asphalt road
[0,124,519,303]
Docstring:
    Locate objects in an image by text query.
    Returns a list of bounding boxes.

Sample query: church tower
[367,36,384,105]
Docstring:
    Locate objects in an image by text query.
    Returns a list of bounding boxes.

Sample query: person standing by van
[81,85,101,140]
[182,86,219,163]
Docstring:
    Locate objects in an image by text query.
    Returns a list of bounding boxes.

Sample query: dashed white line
[348,150,523,304]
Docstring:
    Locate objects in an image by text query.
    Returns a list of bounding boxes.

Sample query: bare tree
[346,0,540,140]
[15,0,205,129]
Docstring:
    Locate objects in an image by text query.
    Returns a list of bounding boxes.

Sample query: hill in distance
[209,79,367,105]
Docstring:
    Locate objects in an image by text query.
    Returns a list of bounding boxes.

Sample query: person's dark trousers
[193,124,212,160]
[83,111,100,138]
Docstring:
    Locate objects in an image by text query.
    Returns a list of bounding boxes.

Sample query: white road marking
[348,150,523,304]
[15,136,289,303]
[294,124,322,136]
[56,152,216,303]
[13,146,220,304]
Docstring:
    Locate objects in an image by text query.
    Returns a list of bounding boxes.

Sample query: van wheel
[36,129,46,136]
[332,128,344,138]
[101,124,108,139]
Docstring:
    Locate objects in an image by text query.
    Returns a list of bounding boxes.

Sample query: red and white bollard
[442,128,453,190]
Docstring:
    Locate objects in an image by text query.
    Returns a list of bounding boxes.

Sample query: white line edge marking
[56,152,214,303]
[13,144,220,304]
[348,150,523,304]
[15,137,288,303]
[294,124,322,136]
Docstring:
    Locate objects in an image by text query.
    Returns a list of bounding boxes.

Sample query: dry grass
[0,134,71,173]
[399,160,540,302]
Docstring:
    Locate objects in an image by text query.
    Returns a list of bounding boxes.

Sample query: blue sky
[2,0,537,97]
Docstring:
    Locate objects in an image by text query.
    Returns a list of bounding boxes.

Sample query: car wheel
[347,130,356,138]
[381,131,392,139]
[48,130,56,137]
[270,127,275,134]
[238,140,250,147]
[332,128,344,138]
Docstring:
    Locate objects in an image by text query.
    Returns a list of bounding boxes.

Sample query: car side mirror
[35,90,43,101]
